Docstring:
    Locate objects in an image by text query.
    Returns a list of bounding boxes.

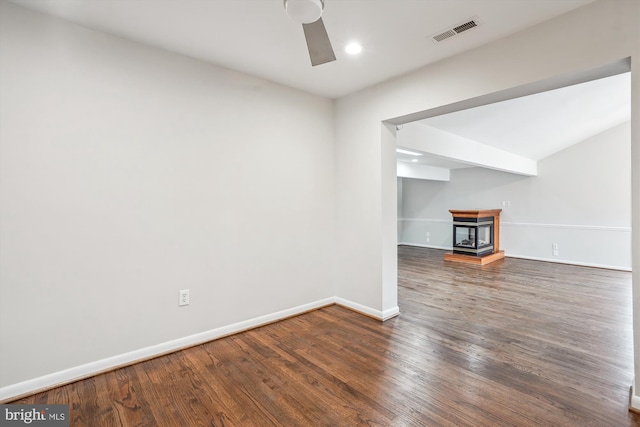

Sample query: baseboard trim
[629,385,640,413]
[398,243,631,272]
[506,253,632,272]
[334,297,399,321]
[0,296,397,402]
[381,306,401,320]
[0,297,340,402]
[398,242,450,251]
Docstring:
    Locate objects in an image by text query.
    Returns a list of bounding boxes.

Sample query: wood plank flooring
[12,246,640,426]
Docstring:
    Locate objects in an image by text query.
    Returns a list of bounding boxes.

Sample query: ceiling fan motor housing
[285,0,324,24]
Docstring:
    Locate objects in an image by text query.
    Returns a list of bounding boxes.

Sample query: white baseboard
[335,297,400,321]
[0,296,396,402]
[381,306,401,320]
[398,242,450,251]
[505,253,632,271]
[630,385,640,412]
[1,297,337,402]
[398,243,631,272]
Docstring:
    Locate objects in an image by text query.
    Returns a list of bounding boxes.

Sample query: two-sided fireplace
[444,209,505,265]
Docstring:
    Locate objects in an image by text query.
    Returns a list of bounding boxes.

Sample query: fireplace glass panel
[455,226,475,248]
[478,225,492,247]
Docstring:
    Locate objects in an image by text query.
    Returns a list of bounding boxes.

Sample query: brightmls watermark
[0,405,68,426]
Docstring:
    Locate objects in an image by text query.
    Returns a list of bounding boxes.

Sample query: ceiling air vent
[453,20,478,34]
[433,30,456,42]
[431,16,481,43]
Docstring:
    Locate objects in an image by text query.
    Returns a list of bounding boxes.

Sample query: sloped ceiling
[397,72,631,175]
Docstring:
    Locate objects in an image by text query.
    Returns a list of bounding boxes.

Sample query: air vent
[433,30,456,42]
[453,20,477,34]
[431,16,481,43]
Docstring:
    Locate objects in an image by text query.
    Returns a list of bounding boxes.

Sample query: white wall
[333,0,639,407]
[336,0,639,311]
[399,122,632,270]
[0,2,335,391]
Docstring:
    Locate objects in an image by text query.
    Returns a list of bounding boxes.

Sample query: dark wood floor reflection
[14,246,639,426]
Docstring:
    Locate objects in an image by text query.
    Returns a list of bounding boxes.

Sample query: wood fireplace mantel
[444,209,505,265]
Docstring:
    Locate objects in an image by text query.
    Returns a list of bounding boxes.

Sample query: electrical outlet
[426,231,430,242]
[179,289,190,306]
[502,200,511,207]
[552,243,559,256]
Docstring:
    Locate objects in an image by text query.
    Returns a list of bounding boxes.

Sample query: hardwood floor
[12,246,640,426]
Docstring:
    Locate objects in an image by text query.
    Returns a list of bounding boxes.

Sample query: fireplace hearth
[444,209,505,265]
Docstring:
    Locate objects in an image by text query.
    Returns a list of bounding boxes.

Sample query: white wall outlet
[179,289,190,306]
[426,231,430,242]
[552,243,559,256]
[502,200,511,207]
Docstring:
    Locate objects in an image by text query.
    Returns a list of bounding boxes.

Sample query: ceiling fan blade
[302,17,336,66]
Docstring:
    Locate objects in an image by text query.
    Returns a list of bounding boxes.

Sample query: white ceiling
[9,0,628,175]
[421,72,631,160]
[398,71,632,169]
[9,0,593,99]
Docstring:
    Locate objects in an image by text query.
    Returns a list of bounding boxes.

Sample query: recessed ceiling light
[396,148,423,156]
[411,159,418,162]
[345,42,362,55]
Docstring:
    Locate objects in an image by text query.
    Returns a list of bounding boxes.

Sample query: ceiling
[397,71,632,170]
[9,0,593,99]
[9,0,627,175]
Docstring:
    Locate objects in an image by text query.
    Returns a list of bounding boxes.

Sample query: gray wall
[399,121,631,269]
